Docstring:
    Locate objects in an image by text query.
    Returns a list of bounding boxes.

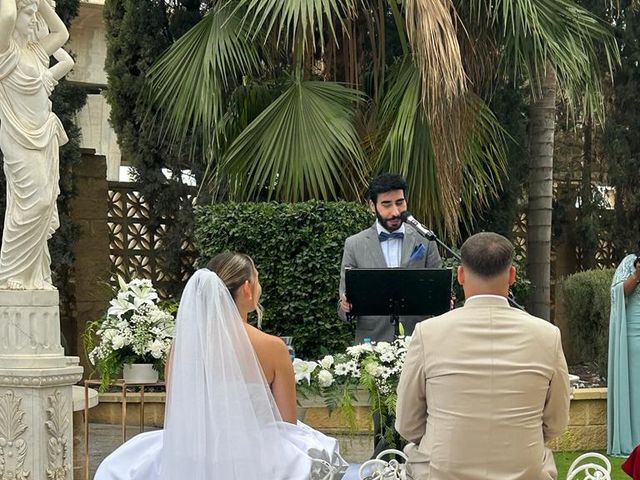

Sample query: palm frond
[237,0,357,54]
[468,0,619,121]
[404,0,467,113]
[144,3,260,156]
[221,79,367,202]
[376,59,507,238]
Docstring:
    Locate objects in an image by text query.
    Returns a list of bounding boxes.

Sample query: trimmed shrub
[444,254,531,307]
[559,268,614,378]
[194,201,372,358]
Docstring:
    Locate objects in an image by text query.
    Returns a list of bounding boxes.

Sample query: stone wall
[69,149,111,372]
[67,1,123,180]
[546,388,607,451]
[88,387,610,452]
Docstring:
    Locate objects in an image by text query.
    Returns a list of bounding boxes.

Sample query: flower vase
[123,363,159,384]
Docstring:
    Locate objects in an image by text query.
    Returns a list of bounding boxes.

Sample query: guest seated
[95,252,348,480]
[395,232,570,480]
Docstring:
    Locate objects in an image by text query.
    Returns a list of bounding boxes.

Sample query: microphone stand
[406,224,526,311]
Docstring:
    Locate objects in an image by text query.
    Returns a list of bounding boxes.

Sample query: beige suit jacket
[395,296,570,480]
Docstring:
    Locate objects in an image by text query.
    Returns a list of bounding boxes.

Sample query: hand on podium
[339,294,352,313]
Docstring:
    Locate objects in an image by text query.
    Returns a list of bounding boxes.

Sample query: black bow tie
[379,231,404,242]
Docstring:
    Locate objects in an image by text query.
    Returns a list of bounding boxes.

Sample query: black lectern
[345,267,452,336]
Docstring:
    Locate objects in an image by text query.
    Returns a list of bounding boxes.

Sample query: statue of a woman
[0,0,74,290]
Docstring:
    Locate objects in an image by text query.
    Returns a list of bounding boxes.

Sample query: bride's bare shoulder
[245,324,288,355]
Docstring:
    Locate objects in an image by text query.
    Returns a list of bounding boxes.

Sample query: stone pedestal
[0,290,83,479]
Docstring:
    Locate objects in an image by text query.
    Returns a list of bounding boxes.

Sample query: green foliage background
[559,268,614,377]
[603,1,640,260]
[444,254,532,308]
[194,201,374,358]
[474,82,529,239]
[103,0,201,298]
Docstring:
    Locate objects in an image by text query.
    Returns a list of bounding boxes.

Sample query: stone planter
[296,389,373,432]
[89,387,611,452]
[123,363,159,384]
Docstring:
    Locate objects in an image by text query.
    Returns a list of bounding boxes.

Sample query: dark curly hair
[367,173,407,203]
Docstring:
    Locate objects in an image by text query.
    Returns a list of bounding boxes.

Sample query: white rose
[112,335,126,350]
[319,355,334,370]
[374,341,392,354]
[347,343,374,359]
[149,340,165,359]
[365,362,380,377]
[317,370,334,388]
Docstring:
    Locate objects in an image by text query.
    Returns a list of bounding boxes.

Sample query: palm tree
[461,0,617,319]
[143,0,508,237]
[144,0,617,316]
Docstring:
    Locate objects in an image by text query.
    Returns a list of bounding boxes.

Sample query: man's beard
[375,210,402,232]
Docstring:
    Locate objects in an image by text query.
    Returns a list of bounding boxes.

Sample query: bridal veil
[160,269,293,479]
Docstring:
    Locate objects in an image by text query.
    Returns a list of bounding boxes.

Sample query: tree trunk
[578,117,596,270]
[527,67,557,321]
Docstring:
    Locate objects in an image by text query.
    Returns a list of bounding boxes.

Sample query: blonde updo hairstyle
[206,251,264,327]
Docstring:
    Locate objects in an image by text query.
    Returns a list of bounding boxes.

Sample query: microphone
[400,211,436,241]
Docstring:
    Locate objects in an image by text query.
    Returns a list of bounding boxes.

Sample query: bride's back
[208,252,298,423]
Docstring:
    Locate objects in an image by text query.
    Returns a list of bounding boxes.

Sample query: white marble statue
[0,0,73,290]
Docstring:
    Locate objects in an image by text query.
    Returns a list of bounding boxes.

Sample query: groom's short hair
[461,232,514,278]
[368,173,407,203]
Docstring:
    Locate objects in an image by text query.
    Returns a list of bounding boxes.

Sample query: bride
[95,252,348,479]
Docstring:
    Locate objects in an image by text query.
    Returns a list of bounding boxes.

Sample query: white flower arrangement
[295,336,412,435]
[85,277,176,389]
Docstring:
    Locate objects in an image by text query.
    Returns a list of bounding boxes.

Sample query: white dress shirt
[464,294,509,305]
[376,220,405,268]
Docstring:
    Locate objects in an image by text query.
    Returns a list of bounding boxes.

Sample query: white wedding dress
[95,269,348,480]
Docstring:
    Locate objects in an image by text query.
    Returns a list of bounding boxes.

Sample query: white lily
[107,296,136,317]
[292,358,318,385]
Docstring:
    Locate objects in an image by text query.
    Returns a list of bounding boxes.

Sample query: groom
[396,233,569,479]
[338,173,442,343]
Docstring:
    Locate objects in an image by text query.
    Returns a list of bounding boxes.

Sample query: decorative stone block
[568,401,588,426]
[0,291,83,478]
[0,290,65,366]
[0,383,83,480]
[547,429,576,451]
[587,400,607,425]
[300,406,372,432]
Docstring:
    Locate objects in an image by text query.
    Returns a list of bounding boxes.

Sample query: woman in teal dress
[608,251,640,455]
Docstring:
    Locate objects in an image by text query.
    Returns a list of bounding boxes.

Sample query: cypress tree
[103,0,202,297]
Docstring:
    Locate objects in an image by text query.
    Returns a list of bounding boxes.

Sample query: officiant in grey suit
[338,173,442,344]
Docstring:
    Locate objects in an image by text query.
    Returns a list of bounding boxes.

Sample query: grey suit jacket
[395,297,570,480]
[339,224,442,343]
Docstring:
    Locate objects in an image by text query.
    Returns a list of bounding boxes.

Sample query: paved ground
[85,423,373,479]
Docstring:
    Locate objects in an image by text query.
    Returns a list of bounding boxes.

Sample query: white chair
[358,449,411,480]
[566,452,612,480]
[355,449,612,480]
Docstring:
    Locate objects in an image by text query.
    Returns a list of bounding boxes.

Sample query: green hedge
[194,201,372,358]
[559,268,614,377]
[444,255,532,307]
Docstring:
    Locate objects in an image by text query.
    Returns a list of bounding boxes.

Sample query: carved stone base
[0,290,66,367]
[0,377,82,480]
[0,291,83,479]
